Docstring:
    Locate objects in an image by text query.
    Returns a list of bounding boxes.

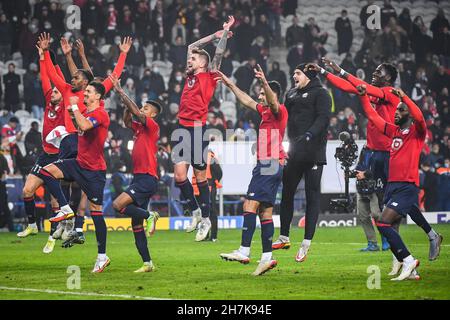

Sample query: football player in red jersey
[110,74,162,273]
[217,65,288,276]
[357,84,443,281]
[172,16,235,241]
[17,44,65,255]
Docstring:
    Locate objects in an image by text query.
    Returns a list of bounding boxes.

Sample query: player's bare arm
[210,16,235,72]
[68,96,94,132]
[75,39,94,77]
[356,84,386,133]
[254,64,279,114]
[215,71,257,111]
[60,37,78,77]
[109,74,146,125]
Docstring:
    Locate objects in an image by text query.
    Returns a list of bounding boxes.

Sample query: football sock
[408,206,436,239]
[75,215,84,234]
[91,211,107,254]
[197,180,210,218]
[376,222,410,261]
[38,168,68,207]
[239,246,250,257]
[176,179,200,211]
[261,252,272,262]
[302,239,312,247]
[132,218,151,263]
[260,218,274,255]
[69,184,82,213]
[24,196,36,224]
[241,211,257,248]
[50,207,59,235]
[120,205,150,220]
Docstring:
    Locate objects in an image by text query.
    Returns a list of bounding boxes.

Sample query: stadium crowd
[0,0,449,225]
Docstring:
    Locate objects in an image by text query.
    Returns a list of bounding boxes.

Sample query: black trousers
[0,181,13,231]
[279,160,323,240]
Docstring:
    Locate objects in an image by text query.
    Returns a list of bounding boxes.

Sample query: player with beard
[17,45,64,255]
[172,16,234,241]
[356,84,443,280]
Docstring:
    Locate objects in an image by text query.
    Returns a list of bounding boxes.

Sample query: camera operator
[354,147,386,251]
[272,64,331,263]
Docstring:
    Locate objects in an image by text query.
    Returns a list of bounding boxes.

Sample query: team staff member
[272,64,331,263]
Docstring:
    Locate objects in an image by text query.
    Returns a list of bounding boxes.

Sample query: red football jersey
[384,121,426,186]
[366,87,400,151]
[42,90,65,154]
[178,71,218,127]
[131,117,160,178]
[256,103,288,161]
[76,107,110,171]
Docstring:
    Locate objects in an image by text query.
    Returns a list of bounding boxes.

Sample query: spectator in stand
[47,1,64,34]
[23,121,41,172]
[0,13,13,62]
[19,18,39,68]
[135,0,151,45]
[286,15,305,49]
[220,48,234,77]
[81,0,104,38]
[287,43,305,77]
[23,63,45,119]
[267,61,287,96]
[0,149,12,232]
[255,14,272,48]
[335,10,353,55]
[420,161,440,212]
[411,16,433,66]
[168,35,188,70]
[120,5,134,37]
[233,57,256,94]
[303,17,328,61]
[104,3,118,44]
[327,116,340,140]
[360,0,375,33]
[3,63,21,112]
[430,9,450,56]
[1,117,23,174]
[398,8,413,49]
[171,17,186,46]
[147,65,166,100]
[340,53,357,76]
[427,143,445,168]
[250,36,268,73]
[150,1,167,61]
[168,83,182,105]
[380,0,397,29]
[127,38,146,77]
[235,15,255,61]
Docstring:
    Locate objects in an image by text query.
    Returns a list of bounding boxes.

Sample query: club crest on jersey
[302,93,308,98]
[391,137,403,151]
[187,78,196,88]
[48,110,56,119]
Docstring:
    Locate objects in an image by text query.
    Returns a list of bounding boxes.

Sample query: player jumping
[357,84,443,280]
[217,65,288,276]
[110,74,161,273]
[17,44,65,254]
[172,16,234,241]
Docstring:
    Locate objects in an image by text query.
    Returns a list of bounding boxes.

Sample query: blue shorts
[125,174,158,209]
[171,124,209,170]
[53,159,106,205]
[246,160,284,207]
[383,182,419,217]
[357,148,389,192]
[58,134,78,160]
[31,152,59,175]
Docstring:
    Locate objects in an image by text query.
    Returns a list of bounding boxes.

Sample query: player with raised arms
[357,84,443,280]
[172,16,235,241]
[110,73,161,273]
[217,65,288,276]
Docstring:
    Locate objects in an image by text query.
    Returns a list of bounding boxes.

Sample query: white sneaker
[42,237,56,254]
[195,218,211,241]
[52,221,66,240]
[407,269,421,280]
[92,256,111,273]
[295,245,309,262]
[61,218,74,241]
[252,259,277,276]
[186,208,202,233]
[388,258,403,276]
[391,259,420,281]
[220,250,250,264]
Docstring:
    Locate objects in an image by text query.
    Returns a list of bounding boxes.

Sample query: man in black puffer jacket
[272,63,331,263]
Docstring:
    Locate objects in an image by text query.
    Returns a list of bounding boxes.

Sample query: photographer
[272,64,331,263]
[354,147,385,251]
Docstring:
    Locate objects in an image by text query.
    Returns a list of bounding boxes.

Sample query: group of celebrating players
[15,15,442,279]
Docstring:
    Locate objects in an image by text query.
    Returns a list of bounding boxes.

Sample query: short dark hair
[9,116,19,123]
[88,81,106,99]
[146,100,163,114]
[191,48,210,66]
[268,81,282,98]
[78,69,94,83]
[381,63,398,84]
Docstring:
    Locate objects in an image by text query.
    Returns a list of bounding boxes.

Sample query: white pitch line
[0,286,171,300]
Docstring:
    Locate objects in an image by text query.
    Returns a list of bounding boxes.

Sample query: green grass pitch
[0,225,449,300]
